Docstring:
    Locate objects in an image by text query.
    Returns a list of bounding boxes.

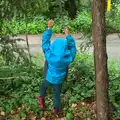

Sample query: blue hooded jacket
[42,29,76,84]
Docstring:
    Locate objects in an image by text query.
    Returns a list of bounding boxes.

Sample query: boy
[39,19,76,116]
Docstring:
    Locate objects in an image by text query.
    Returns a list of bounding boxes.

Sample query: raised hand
[64,28,69,36]
[48,19,54,29]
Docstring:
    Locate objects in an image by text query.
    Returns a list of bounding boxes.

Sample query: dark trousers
[40,60,68,109]
[40,80,62,109]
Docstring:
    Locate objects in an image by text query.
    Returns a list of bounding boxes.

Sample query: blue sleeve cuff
[66,35,72,39]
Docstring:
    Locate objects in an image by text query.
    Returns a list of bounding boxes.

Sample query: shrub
[0,53,120,119]
[106,3,120,33]
[2,4,120,35]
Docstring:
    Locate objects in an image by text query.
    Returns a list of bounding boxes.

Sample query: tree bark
[25,13,31,61]
[92,0,109,120]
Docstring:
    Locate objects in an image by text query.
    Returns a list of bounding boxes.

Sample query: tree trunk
[58,0,62,14]
[25,13,31,61]
[92,0,109,120]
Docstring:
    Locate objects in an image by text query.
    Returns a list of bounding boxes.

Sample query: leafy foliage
[2,5,120,35]
[0,62,43,113]
[0,53,120,119]
[1,10,92,34]
[0,0,120,119]
[106,3,120,33]
[108,60,120,119]
[0,36,29,65]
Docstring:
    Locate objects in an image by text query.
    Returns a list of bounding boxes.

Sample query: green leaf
[66,112,73,120]
[20,111,26,117]
[13,118,20,120]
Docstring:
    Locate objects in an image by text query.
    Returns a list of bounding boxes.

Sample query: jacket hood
[50,38,68,56]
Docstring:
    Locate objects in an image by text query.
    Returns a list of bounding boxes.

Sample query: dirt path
[16,33,120,60]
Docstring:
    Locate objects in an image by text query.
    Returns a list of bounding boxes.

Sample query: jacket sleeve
[66,35,76,62]
[42,29,52,61]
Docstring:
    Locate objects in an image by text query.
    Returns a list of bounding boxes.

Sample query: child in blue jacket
[39,20,76,116]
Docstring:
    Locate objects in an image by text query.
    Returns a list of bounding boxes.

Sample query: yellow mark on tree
[107,0,111,12]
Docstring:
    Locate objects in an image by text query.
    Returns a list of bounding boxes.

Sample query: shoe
[53,108,60,116]
[39,96,45,109]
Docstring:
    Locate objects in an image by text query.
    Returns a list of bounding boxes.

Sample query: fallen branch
[0,77,18,80]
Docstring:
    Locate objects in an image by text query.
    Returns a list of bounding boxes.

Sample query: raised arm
[66,35,76,62]
[41,19,54,61]
[64,28,76,62]
[42,29,52,60]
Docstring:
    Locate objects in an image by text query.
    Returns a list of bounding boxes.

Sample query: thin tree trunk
[25,13,31,61]
[58,0,62,14]
[92,0,109,120]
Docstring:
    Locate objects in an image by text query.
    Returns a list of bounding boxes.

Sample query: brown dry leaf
[76,113,84,118]
[12,114,20,119]
[28,110,36,120]
[86,118,91,120]
[54,118,61,120]
[41,117,46,120]
[60,117,66,120]
[93,114,96,118]
[21,117,26,120]
[43,111,48,117]
[17,107,21,112]
[22,104,26,109]
[1,111,5,116]
[86,104,90,107]
[72,103,77,108]
[30,116,36,120]
[81,102,85,106]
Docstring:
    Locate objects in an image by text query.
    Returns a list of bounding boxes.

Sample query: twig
[0,77,18,80]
